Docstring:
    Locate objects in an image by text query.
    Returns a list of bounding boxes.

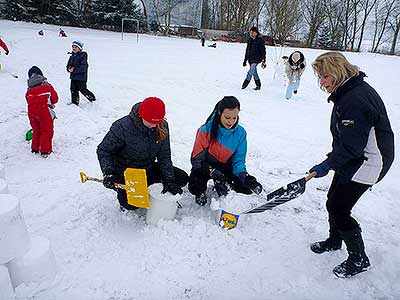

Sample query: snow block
[0,179,9,194]
[146,184,180,225]
[0,265,15,300]
[0,163,5,179]
[6,235,57,288]
[0,194,31,264]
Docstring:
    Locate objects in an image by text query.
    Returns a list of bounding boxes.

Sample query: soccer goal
[121,18,140,42]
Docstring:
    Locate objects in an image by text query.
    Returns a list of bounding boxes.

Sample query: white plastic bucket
[0,265,15,300]
[0,194,31,264]
[146,186,180,225]
[146,195,179,225]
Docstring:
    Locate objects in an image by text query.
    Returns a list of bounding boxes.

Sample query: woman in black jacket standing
[97,97,189,211]
[309,52,394,278]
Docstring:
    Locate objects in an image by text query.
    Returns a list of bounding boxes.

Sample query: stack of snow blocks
[0,163,57,299]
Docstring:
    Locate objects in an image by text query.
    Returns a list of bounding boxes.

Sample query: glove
[309,160,331,178]
[103,174,122,190]
[210,168,225,182]
[5,50,9,55]
[162,181,183,195]
[243,61,247,67]
[214,180,229,197]
[261,61,266,69]
[240,173,263,194]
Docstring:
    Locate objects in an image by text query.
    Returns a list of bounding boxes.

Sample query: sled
[219,172,316,229]
[80,168,150,208]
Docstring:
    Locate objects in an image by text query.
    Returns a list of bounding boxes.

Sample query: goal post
[121,18,139,42]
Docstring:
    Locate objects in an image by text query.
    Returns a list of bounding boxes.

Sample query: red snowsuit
[0,38,9,54]
[25,79,59,153]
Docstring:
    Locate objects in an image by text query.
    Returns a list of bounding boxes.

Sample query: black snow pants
[70,79,96,104]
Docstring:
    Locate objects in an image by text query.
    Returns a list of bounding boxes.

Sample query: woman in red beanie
[97,97,189,211]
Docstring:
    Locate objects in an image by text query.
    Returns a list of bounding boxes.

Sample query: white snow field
[0,20,399,299]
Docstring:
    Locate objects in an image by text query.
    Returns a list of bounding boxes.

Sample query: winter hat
[28,66,43,78]
[138,97,166,125]
[72,40,84,50]
[291,52,301,63]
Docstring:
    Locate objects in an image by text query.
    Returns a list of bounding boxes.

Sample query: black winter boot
[241,79,250,89]
[333,228,370,278]
[310,237,342,254]
[310,221,342,254]
[254,79,261,90]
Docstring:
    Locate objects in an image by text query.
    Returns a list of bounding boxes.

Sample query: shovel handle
[80,172,125,189]
[305,171,317,182]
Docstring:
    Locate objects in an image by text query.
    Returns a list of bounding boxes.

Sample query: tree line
[1,0,399,55]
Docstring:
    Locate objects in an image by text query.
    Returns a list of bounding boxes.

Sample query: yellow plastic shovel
[80,168,150,208]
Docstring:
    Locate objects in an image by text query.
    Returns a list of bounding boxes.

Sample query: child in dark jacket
[26,66,58,157]
[66,40,96,105]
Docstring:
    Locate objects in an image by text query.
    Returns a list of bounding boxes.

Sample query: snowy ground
[1,20,399,300]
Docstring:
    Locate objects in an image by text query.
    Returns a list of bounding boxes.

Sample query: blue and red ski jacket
[191,114,247,177]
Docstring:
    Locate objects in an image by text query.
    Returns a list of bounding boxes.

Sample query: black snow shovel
[242,171,317,214]
[218,172,317,230]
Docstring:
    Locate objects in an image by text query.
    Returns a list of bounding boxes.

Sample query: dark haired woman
[188,96,263,206]
[97,97,189,211]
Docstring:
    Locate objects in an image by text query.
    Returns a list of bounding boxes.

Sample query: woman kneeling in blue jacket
[189,96,262,206]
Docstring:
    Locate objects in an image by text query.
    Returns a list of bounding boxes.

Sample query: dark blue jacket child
[66,40,96,105]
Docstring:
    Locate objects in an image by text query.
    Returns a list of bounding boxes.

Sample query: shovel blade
[124,168,150,209]
[245,177,307,214]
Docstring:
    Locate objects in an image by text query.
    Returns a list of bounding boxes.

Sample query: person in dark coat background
[66,40,96,105]
[97,97,189,211]
[309,52,394,278]
[242,27,266,90]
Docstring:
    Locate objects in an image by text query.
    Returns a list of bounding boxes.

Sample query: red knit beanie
[138,97,166,124]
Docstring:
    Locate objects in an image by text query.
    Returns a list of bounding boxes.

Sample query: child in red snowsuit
[25,66,58,157]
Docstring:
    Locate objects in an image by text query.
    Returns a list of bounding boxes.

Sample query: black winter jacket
[66,51,89,82]
[97,103,175,182]
[326,72,394,184]
[244,35,266,64]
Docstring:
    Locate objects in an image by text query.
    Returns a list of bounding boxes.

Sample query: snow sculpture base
[0,265,15,300]
[7,235,57,288]
[0,179,9,194]
[0,194,31,264]
[146,184,179,225]
[0,163,5,179]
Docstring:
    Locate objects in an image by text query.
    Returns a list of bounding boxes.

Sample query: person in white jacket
[284,51,306,99]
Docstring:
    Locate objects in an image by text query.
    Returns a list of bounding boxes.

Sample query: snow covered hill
[0,20,399,299]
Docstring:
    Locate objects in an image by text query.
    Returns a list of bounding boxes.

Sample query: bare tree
[371,0,396,53]
[264,0,301,45]
[389,1,400,54]
[356,0,378,52]
[301,0,325,47]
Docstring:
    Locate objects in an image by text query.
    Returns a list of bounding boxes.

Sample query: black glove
[5,50,9,55]
[103,174,122,190]
[243,61,247,67]
[309,160,331,178]
[210,168,225,182]
[162,181,183,195]
[214,180,229,197]
[240,173,263,194]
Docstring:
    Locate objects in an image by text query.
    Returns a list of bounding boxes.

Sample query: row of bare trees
[198,0,400,54]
